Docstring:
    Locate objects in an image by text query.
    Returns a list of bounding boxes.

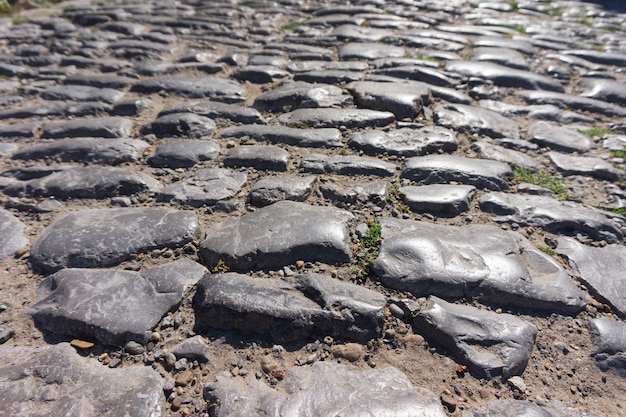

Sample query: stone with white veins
[413,296,537,379]
[527,121,594,153]
[349,126,458,157]
[249,175,315,207]
[346,80,431,120]
[29,259,206,345]
[199,201,353,271]
[157,168,246,207]
[434,103,519,139]
[301,153,396,177]
[400,184,475,215]
[548,151,624,181]
[0,209,28,260]
[589,317,626,376]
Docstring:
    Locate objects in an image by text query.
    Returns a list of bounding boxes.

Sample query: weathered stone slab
[294,70,364,84]
[543,400,601,417]
[518,90,626,117]
[401,155,511,191]
[320,180,388,207]
[199,201,353,271]
[301,153,396,177]
[234,65,290,83]
[12,138,149,164]
[253,82,351,112]
[479,100,594,125]
[131,76,246,102]
[471,141,539,172]
[140,113,216,138]
[346,81,431,120]
[589,317,626,376]
[159,100,265,124]
[41,117,132,139]
[549,151,623,181]
[371,218,585,313]
[220,124,343,148]
[339,42,405,60]
[0,209,28,260]
[148,139,219,168]
[41,85,124,104]
[434,103,520,139]
[29,259,206,345]
[279,108,395,129]
[0,343,163,417]
[30,207,200,272]
[0,121,42,138]
[348,126,457,157]
[527,121,593,153]
[400,184,475,215]
[0,143,17,157]
[157,168,246,208]
[4,167,162,200]
[194,272,385,343]
[223,145,289,171]
[580,78,626,105]
[562,50,626,66]
[204,362,446,417]
[472,47,529,70]
[249,175,315,207]
[371,65,457,88]
[0,102,111,120]
[557,237,626,317]
[481,193,623,243]
[474,36,536,55]
[413,296,537,379]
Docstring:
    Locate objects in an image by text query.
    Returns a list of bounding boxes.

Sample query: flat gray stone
[220,125,343,148]
[401,155,512,191]
[294,70,364,84]
[479,100,594,125]
[348,126,458,157]
[434,103,520,139]
[30,207,200,272]
[4,167,162,200]
[148,139,219,168]
[223,145,289,171]
[346,81,431,120]
[0,143,17,156]
[371,218,585,313]
[301,153,396,177]
[473,400,553,417]
[371,65,457,88]
[472,47,529,70]
[12,138,150,164]
[157,168,246,208]
[471,141,539,172]
[331,24,393,42]
[400,184,475,215]
[159,100,265,124]
[204,362,446,417]
[527,121,594,153]
[194,272,385,343]
[413,296,537,379]
[0,209,28,260]
[278,109,395,129]
[0,121,42,138]
[0,102,111,120]
[518,90,626,117]
[474,36,536,55]
[140,113,216,138]
[481,192,623,243]
[29,259,206,345]
[549,151,623,181]
[41,85,124,104]
[234,65,290,84]
[589,317,626,376]
[249,175,315,207]
[580,78,626,105]
[41,117,132,139]
[557,237,626,317]
[253,82,351,112]
[320,180,388,207]
[199,201,353,271]
[171,335,211,362]
[339,42,405,60]
[562,50,626,66]
[0,343,163,417]
[131,76,246,102]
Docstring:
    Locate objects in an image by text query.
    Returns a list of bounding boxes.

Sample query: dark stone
[346,81,431,119]
[279,108,395,129]
[400,184,475,215]
[12,138,149,164]
[147,139,219,168]
[131,76,246,102]
[471,141,539,172]
[527,122,594,153]
[434,103,519,139]
[63,74,135,89]
[348,126,458,157]
[518,90,626,117]
[160,100,265,124]
[300,153,396,177]
[320,180,388,207]
[472,47,529,70]
[0,121,42,139]
[223,145,289,171]
[249,175,316,207]
[372,65,457,88]
[41,117,133,139]
[0,102,111,120]
[171,335,211,362]
[580,78,626,105]
[234,65,290,83]
[41,85,124,104]
[253,81,351,112]
[111,99,152,116]
[157,168,246,208]
[338,42,406,60]
[220,125,342,148]
[589,317,626,376]
[549,151,623,181]
[294,70,364,84]
[140,113,216,138]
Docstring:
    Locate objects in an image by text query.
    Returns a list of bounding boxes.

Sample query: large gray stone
[346,80,431,120]
[371,218,585,314]
[157,168,246,207]
[12,138,149,164]
[29,259,206,345]
[30,207,200,272]
[41,117,132,139]
[348,126,458,157]
[589,317,626,376]
[220,124,343,148]
[253,82,351,112]
[0,102,111,120]
[223,145,289,171]
[527,121,594,153]
[279,108,395,129]
[159,100,265,124]
[140,113,216,138]
[131,76,246,102]
[401,155,512,191]
[548,151,623,181]
[339,42,406,60]
[400,184,475,215]
[204,362,446,417]
[301,153,396,177]
[472,47,529,70]
[320,180,388,207]
[41,85,124,104]
[434,103,520,139]
[0,209,28,260]
[199,201,353,271]
[481,192,623,243]
[0,343,163,417]
[194,272,385,343]
[248,175,315,207]
[518,90,626,117]
[413,296,537,379]
[471,141,539,172]
[579,78,626,105]
[147,139,219,168]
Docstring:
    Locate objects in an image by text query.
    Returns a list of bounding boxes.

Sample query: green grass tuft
[512,166,569,200]
[578,126,615,138]
[353,220,382,282]
[280,21,304,31]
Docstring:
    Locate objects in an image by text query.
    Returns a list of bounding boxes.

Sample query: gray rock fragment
[220,124,343,148]
[434,103,520,139]
[172,335,211,362]
[349,126,457,157]
[140,113,216,138]
[12,138,149,164]
[157,168,246,207]
[0,209,28,260]
[400,184,475,215]
[224,145,289,171]
[249,175,315,207]
[589,317,626,376]
[527,122,593,153]
[580,78,626,105]
[518,90,626,117]
[148,139,219,168]
[301,153,396,177]
[131,76,246,102]
[549,151,623,181]
[41,85,124,104]
[320,180,388,207]
[278,108,395,129]
[471,141,539,171]
[41,117,132,139]
[346,80,431,119]
[160,100,265,124]
[253,81,351,112]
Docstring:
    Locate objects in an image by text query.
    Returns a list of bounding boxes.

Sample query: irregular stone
[0,209,28,260]
[194,272,384,343]
[0,343,163,417]
[4,167,162,200]
[400,184,475,216]
[0,328,13,344]
[253,82,351,112]
[131,76,245,102]
[518,90,626,117]
[434,103,519,139]
[30,207,200,272]
[220,125,342,148]
[0,121,42,138]
[472,47,529,70]
[371,218,585,313]
[12,138,149,164]
[481,192,623,243]
[204,362,446,417]
[157,168,246,208]
[41,117,132,139]
[41,85,124,104]
[148,139,219,168]
[480,100,594,124]
[413,296,537,379]
[111,98,152,116]
[372,65,457,88]
[557,237,626,317]
[301,153,396,177]
[140,113,216,138]
[223,145,289,171]
[401,155,512,191]
[549,151,623,181]
[160,100,265,124]
[199,201,353,271]
[249,175,315,207]
[471,141,539,172]
[171,335,211,362]
[527,122,594,153]
[234,65,290,83]
[0,102,111,120]
[473,400,553,417]
[339,42,405,60]
[543,400,602,417]
[293,70,364,84]
[331,343,364,362]
[562,49,626,66]
[589,317,626,376]
[320,180,388,207]
[473,36,536,55]
[579,78,626,105]
[346,80,431,120]
[280,108,394,129]
[348,126,457,157]
[0,143,17,156]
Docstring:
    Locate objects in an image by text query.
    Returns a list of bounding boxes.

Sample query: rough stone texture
[29,259,206,345]
[0,343,163,417]
[320,180,388,207]
[171,335,211,362]
[548,151,623,181]
[204,362,447,417]
[12,138,149,164]
[194,272,385,343]
[348,126,458,157]
[253,81,351,112]
[160,100,265,124]
[472,141,539,171]
[248,175,315,207]
[220,124,342,148]
[518,90,626,117]
[140,113,216,138]
[400,184,475,216]
[301,153,396,177]
[41,85,124,104]
[472,400,553,417]
[30,207,200,272]
[147,139,220,168]
[339,42,406,60]
[223,145,289,171]
[434,103,519,139]
[402,155,511,191]
[580,78,626,105]
[157,168,246,207]
[527,121,594,153]
[278,108,395,129]
[481,192,623,244]
[371,218,585,313]
[589,317,626,376]
[346,80,431,119]
[0,208,28,260]
[199,201,353,271]
[413,296,537,379]
[131,76,246,102]
[41,117,132,139]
